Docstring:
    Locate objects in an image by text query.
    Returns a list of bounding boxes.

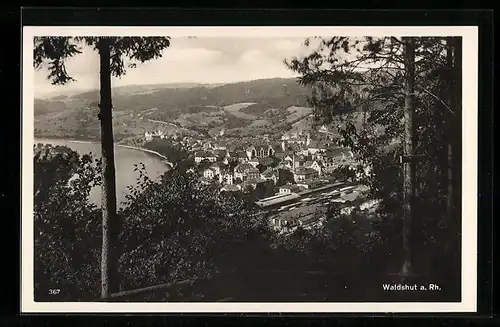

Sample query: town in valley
[141,120,376,235]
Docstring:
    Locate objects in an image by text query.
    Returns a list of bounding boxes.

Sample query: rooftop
[255,193,300,208]
[234,163,255,173]
[246,177,267,184]
[294,167,318,175]
[195,151,215,158]
[222,184,241,192]
[280,184,301,191]
[261,167,278,177]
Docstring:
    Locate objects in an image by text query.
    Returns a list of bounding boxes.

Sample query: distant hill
[67,82,226,100]
[33,77,317,141]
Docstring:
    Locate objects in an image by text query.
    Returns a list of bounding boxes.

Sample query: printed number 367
[49,289,60,295]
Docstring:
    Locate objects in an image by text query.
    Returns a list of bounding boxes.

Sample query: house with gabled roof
[304,160,324,176]
[246,143,275,160]
[234,162,260,181]
[258,144,274,158]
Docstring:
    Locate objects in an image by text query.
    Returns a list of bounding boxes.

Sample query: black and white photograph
[22,26,478,312]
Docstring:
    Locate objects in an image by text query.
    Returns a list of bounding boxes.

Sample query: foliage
[33,143,454,301]
[32,36,461,302]
[34,35,173,297]
[34,37,171,84]
[285,36,461,280]
[116,164,260,291]
[34,144,102,301]
[142,138,189,166]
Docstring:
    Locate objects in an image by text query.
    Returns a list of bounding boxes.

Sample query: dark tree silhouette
[285,36,462,282]
[34,36,171,298]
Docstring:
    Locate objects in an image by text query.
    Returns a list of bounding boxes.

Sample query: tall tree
[401,37,416,277]
[285,36,459,279]
[34,36,171,297]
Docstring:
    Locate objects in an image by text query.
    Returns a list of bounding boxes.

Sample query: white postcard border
[21,26,478,313]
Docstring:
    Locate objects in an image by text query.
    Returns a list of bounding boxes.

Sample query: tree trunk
[401,37,416,278]
[98,37,120,298]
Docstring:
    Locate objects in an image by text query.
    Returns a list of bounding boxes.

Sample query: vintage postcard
[22,26,478,313]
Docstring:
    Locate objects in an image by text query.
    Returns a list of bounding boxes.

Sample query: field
[285,106,313,123]
[222,103,258,119]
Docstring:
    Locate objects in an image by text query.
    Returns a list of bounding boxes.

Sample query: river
[35,138,170,207]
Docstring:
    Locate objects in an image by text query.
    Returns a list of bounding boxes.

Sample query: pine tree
[285,36,461,280]
[34,36,171,298]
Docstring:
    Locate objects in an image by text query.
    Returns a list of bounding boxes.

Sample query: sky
[34,37,314,97]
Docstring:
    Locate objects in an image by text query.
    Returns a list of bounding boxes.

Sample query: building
[248,158,260,168]
[296,178,326,190]
[234,162,258,181]
[246,167,260,180]
[203,168,215,179]
[278,184,301,194]
[293,154,307,169]
[236,151,248,163]
[293,166,319,182]
[260,167,279,185]
[307,141,324,155]
[258,156,275,168]
[242,177,267,190]
[304,160,324,176]
[255,192,300,210]
[259,145,275,158]
[246,145,257,160]
[281,133,291,141]
[209,163,221,176]
[246,144,275,160]
[194,151,217,164]
[219,171,234,185]
[321,157,338,173]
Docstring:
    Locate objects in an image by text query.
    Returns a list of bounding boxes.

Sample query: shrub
[34,144,102,301]
[117,165,259,291]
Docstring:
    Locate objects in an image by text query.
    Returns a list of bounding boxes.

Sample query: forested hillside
[34,77,317,140]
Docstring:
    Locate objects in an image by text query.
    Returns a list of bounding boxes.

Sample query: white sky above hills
[34,37,315,97]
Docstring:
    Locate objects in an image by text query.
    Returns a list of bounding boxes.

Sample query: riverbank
[116,144,174,167]
[35,137,174,168]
